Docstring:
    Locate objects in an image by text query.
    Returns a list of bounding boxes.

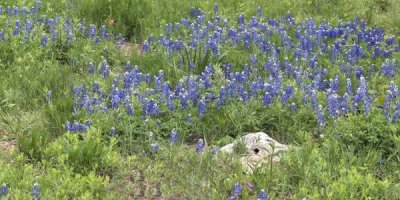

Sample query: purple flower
[1,183,8,197]
[142,40,149,53]
[186,114,192,123]
[170,129,179,143]
[102,65,109,79]
[32,183,40,200]
[246,182,254,190]
[392,102,400,123]
[41,35,48,47]
[150,142,160,153]
[214,3,219,14]
[317,105,326,127]
[290,103,296,112]
[263,92,273,106]
[88,62,95,74]
[257,189,268,200]
[47,90,52,103]
[126,104,134,116]
[238,14,245,25]
[110,127,116,136]
[346,78,352,96]
[231,182,242,197]
[196,139,205,153]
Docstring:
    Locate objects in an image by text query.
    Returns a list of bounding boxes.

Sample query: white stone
[220,132,289,172]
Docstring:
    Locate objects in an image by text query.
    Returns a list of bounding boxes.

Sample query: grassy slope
[0,0,400,199]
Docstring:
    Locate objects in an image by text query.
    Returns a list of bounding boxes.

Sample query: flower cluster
[0,2,124,47]
[65,7,400,142]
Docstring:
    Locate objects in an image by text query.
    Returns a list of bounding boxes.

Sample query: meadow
[0,0,400,199]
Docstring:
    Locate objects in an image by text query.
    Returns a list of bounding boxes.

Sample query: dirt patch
[107,166,163,200]
[121,42,141,56]
[0,140,17,153]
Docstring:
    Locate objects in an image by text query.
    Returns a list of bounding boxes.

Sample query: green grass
[0,0,400,199]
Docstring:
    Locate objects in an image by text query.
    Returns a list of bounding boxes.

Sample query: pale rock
[220,132,289,173]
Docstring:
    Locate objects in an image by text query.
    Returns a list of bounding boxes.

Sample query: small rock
[220,132,289,173]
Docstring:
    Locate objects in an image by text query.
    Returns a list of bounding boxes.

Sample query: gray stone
[220,132,289,172]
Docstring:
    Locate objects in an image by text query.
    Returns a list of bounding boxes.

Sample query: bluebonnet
[150,142,160,153]
[170,129,179,143]
[389,81,399,98]
[189,7,196,17]
[0,30,4,41]
[32,183,41,200]
[257,189,268,200]
[166,95,175,111]
[311,90,318,110]
[89,62,95,74]
[110,127,116,136]
[246,182,254,190]
[196,139,205,153]
[214,3,219,15]
[197,98,207,117]
[0,183,8,198]
[346,78,352,96]
[88,24,96,38]
[392,102,400,123]
[145,99,159,117]
[41,35,48,47]
[142,40,149,53]
[238,13,245,25]
[126,104,134,116]
[317,105,326,127]
[47,90,52,103]
[290,103,296,112]
[231,182,242,197]
[282,85,294,106]
[326,93,339,118]
[102,65,109,79]
[186,114,192,123]
[65,120,91,133]
[263,92,273,106]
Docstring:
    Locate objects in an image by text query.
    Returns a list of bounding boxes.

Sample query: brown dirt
[121,42,141,56]
[0,139,17,153]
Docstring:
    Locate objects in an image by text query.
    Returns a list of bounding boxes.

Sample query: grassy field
[0,0,400,199]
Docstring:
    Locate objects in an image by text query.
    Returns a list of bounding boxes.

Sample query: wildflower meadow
[0,0,400,199]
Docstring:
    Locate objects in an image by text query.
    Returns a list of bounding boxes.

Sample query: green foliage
[330,110,400,160]
[43,129,121,175]
[18,127,52,162]
[0,154,109,199]
[1,0,400,198]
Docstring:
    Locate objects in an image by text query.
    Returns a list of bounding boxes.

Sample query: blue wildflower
[186,114,192,123]
[214,3,219,15]
[32,183,41,200]
[46,90,52,103]
[263,92,273,106]
[150,142,160,153]
[102,65,109,79]
[196,139,205,153]
[41,35,48,47]
[290,103,297,112]
[246,182,254,190]
[170,129,179,143]
[231,182,242,197]
[317,105,326,127]
[392,102,400,123]
[1,183,8,198]
[257,189,268,200]
[110,127,116,136]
